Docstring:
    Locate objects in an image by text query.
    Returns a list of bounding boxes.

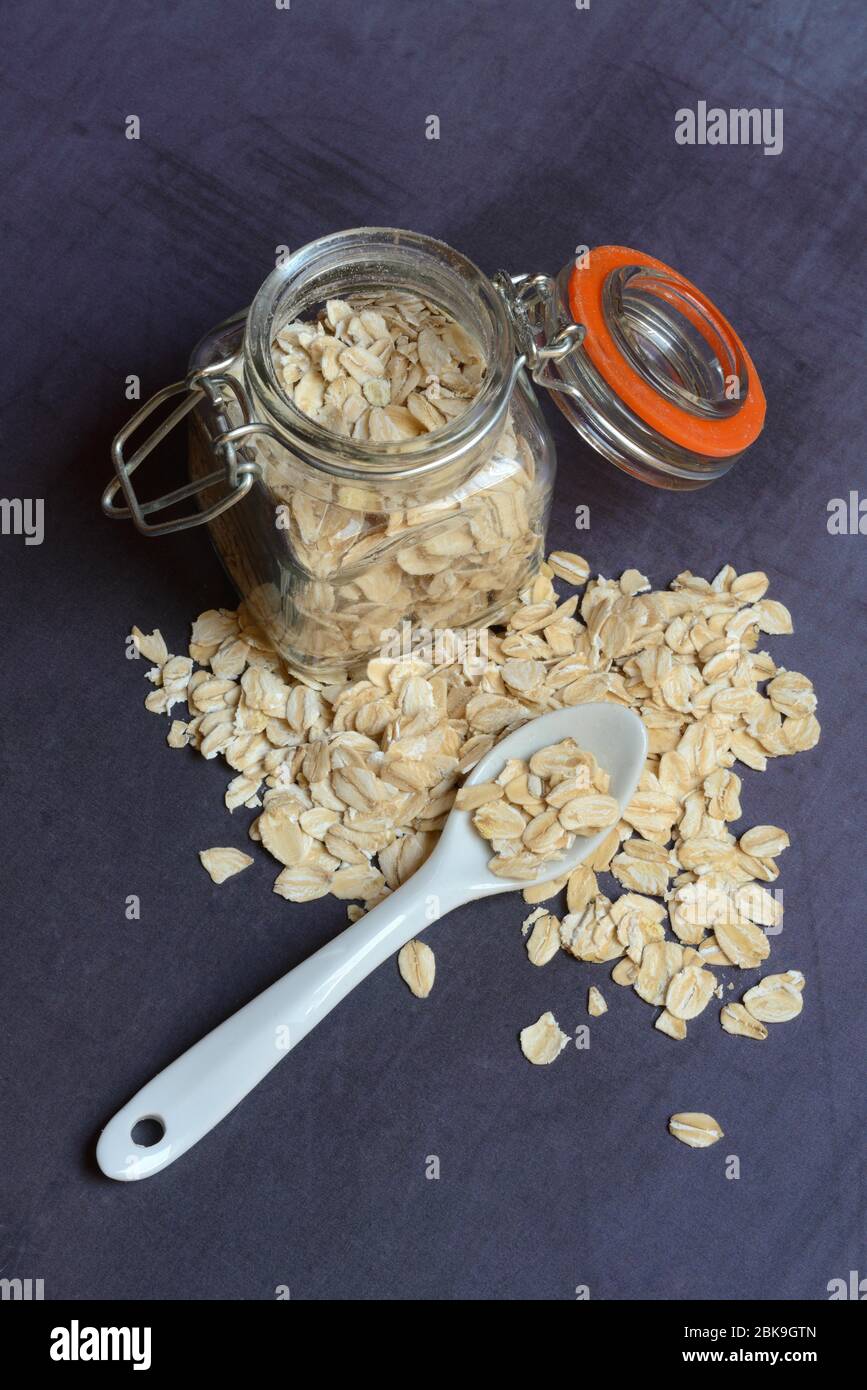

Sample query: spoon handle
[97,854,456,1181]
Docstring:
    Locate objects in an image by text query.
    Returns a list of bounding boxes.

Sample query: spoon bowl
[439,701,647,896]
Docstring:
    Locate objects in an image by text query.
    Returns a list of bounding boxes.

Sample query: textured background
[1,0,864,1301]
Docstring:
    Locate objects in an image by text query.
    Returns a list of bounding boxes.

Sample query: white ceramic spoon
[97,701,646,1180]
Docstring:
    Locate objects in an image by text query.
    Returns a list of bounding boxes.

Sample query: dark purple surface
[1,0,864,1301]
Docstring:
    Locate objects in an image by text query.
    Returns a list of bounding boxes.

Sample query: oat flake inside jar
[104,228,765,677]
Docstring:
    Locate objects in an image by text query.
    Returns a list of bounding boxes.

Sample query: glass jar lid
[499,244,765,488]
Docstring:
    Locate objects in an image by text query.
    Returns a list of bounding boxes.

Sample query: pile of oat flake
[132,551,819,1065]
[271,290,486,441]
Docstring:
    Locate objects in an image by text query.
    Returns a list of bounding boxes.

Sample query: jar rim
[243,227,517,482]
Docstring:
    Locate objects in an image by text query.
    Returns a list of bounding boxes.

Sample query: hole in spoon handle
[131,1116,165,1148]
[97,1103,177,1181]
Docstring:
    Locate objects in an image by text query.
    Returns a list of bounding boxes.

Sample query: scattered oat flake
[635,942,686,1006]
[199,847,254,884]
[526,913,561,966]
[669,1113,724,1148]
[273,866,331,902]
[655,1011,687,1041]
[665,965,716,1020]
[739,825,790,858]
[714,914,771,969]
[547,551,590,585]
[520,1011,570,1064]
[523,872,568,905]
[587,986,608,1017]
[742,971,805,1023]
[720,1002,768,1040]
[566,865,597,915]
[620,568,650,596]
[454,782,504,811]
[131,625,168,666]
[167,719,190,748]
[612,957,639,987]
[397,940,436,998]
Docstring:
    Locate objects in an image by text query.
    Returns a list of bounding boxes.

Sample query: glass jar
[104,229,765,676]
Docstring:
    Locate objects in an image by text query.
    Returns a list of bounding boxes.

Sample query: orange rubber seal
[568,247,765,458]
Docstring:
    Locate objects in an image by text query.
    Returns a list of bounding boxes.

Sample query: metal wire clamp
[101,358,271,537]
[493,271,585,376]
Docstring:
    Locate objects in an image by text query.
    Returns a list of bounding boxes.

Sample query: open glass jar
[104,228,765,677]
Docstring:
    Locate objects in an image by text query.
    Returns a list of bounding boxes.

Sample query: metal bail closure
[494,270,585,376]
[102,360,271,537]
